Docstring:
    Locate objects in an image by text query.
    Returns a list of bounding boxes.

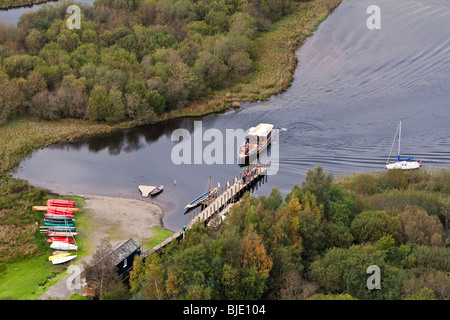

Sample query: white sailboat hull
[386,161,421,170]
[50,241,78,251]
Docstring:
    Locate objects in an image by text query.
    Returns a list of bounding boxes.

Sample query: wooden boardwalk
[141,163,269,257]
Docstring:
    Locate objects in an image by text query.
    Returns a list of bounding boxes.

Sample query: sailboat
[386,121,422,170]
[184,177,218,211]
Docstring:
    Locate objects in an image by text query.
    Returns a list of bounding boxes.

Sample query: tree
[142,253,165,300]
[129,255,145,294]
[0,77,26,123]
[192,51,228,89]
[82,238,129,299]
[145,90,166,115]
[302,166,334,210]
[87,85,125,123]
[227,51,252,81]
[398,205,445,247]
[229,12,258,39]
[25,29,46,55]
[3,55,34,78]
[350,210,402,244]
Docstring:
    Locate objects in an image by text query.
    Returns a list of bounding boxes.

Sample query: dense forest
[0,0,295,123]
[120,167,450,300]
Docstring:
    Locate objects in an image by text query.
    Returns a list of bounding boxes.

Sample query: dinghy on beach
[50,241,78,251]
[150,185,164,196]
[46,199,75,208]
[32,206,80,213]
[52,255,77,265]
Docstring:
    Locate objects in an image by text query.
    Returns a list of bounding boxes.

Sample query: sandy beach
[80,194,164,249]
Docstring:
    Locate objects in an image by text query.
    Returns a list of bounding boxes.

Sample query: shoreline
[46,190,165,247]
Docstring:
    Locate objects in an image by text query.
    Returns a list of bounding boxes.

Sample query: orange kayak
[32,206,80,213]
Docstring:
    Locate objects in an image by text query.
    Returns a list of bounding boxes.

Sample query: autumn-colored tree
[165,266,184,299]
[129,255,145,294]
[142,253,165,300]
[398,205,444,247]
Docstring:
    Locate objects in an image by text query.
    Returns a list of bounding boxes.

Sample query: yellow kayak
[48,253,71,261]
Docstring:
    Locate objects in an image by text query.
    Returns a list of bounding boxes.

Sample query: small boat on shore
[50,241,78,251]
[47,236,75,244]
[42,226,76,232]
[46,207,77,215]
[52,255,77,265]
[32,206,80,213]
[48,252,71,262]
[44,214,74,219]
[150,185,164,197]
[44,221,75,227]
[238,123,275,161]
[47,199,75,208]
[47,232,78,237]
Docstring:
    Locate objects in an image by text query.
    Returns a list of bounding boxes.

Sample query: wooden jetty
[141,162,269,258]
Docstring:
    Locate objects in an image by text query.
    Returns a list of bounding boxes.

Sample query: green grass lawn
[0,255,64,300]
[144,226,174,249]
[0,195,88,300]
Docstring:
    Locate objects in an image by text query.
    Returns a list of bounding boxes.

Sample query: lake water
[13,0,450,231]
[0,0,94,25]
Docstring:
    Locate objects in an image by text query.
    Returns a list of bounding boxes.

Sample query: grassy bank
[0,0,342,299]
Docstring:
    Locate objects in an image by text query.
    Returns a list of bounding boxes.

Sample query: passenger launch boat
[238,123,275,161]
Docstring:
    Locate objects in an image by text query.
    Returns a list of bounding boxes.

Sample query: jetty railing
[141,162,269,257]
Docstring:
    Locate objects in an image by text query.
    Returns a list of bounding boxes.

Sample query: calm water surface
[14,0,450,231]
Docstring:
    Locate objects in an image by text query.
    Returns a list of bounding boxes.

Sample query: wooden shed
[110,238,141,275]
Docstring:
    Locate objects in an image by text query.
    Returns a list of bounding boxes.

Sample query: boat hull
[52,255,77,265]
[184,188,218,210]
[48,253,71,261]
[32,206,80,213]
[386,161,421,170]
[50,241,78,251]
[150,185,164,196]
[47,199,75,208]
[238,126,275,161]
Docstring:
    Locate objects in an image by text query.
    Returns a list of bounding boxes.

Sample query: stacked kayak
[47,199,75,208]
[35,199,80,265]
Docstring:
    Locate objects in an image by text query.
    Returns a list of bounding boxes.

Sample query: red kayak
[46,207,75,215]
[46,199,75,208]
[47,237,75,244]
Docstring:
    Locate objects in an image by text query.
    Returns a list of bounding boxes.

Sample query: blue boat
[184,188,218,210]
[150,185,164,197]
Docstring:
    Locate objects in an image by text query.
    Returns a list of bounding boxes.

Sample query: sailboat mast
[398,121,402,156]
